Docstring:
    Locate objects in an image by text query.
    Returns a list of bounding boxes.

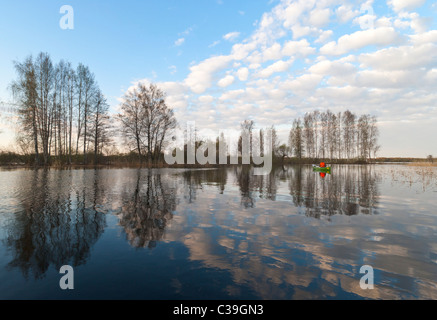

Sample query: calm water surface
[0,164,436,299]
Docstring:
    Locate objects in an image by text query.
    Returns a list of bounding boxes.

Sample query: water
[0,164,436,300]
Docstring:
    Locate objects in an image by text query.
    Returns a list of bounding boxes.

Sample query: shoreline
[1,160,435,170]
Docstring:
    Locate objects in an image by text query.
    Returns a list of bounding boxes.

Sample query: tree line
[235,110,379,164]
[7,52,379,167]
[288,110,380,162]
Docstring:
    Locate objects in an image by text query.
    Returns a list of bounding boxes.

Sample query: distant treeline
[287,110,380,162]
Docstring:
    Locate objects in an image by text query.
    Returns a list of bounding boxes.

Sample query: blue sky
[0,0,271,101]
[1,0,437,157]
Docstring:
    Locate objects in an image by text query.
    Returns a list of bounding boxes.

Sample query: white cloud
[355,69,415,88]
[236,67,249,81]
[257,60,292,78]
[309,59,356,76]
[198,95,214,103]
[359,43,437,71]
[217,75,235,87]
[282,39,315,56]
[262,42,282,61]
[219,89,245,101]
[291,24,317,39]
[184,55,233,93]
[374,17,393,28]
[320,27,403,55]
[336,5,360,24]
[248,63,261,69]
[231,42,257,60]
[174,38,185,46]
[409,14,430,33]
[282,0,316,28]
[283,74,322,94]
[315,30,333,44]
[223,31,241,42]
[410,30,437,44]
[308,8,331,28]
[388,0,427,12]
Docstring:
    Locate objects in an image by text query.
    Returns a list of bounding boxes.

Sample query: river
[0,164,436,299]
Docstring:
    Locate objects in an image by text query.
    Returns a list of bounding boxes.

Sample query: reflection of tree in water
[231,165,379,216]
[288,165,380,218]
[118,170,177,249]
[4,169,106,279]
[234,166,280,208]
[182,169,227,203]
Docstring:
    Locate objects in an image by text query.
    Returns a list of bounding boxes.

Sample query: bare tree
[289,119,304,159]
[35,52,55,165]
[117,84,145,163]
[140,83,168,164]
[117,82,177,165]
[153,106,177,163]
[65,63,76,164]
[11,55,39,165]
[90,90,111,164]
[76,64,97,164]
[312,111,320,158]
[303,112,315,158]
[369,115,379,161]
[342,110,356,161]
[357,114,370,160]
[319,111,328,159]
[271,125,279,157]
[238,119,255,161]
[277,144,290,167]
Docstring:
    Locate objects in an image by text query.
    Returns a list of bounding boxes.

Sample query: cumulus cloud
[320,27,404,55]
[236,67,249,81]
[217,75,235,87]
[336,5,360,24]
[315,30,333,44]
[198,95,214,103]
[262,42,282,61]
[308,8,331,28]
[282,39,315,56]
[388,0,427,12]
[358,43,437,71]
[184,55,233,93]
[257,60,292,78]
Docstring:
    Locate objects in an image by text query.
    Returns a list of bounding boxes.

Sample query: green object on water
[312,165,331,173]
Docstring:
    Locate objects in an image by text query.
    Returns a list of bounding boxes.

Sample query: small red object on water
[320,162,326,168]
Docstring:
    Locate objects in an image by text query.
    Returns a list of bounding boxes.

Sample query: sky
[0,0,436,157]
